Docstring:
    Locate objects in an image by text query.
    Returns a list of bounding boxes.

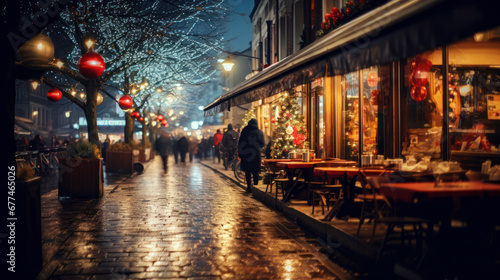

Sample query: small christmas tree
[242,106,256,128]
[271,91,307,158]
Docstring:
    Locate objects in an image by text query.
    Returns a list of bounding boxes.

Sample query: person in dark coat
[238,119,265,193]
[177,135,189,164]
[171,136,179,164]
[155,131,172,173]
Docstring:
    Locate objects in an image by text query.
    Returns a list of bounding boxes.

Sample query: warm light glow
[55,60,64,68]
[31,81,39,90]
[221,56,234,71]
[32,111,38,116]
[152,121,157,126]
[86,39,95,49]
[179,111,184,115]
[70,89,76,96]
[65,111,71,118]
[156,86,163,93]
[80,92,86,100]
[37,43,43,50]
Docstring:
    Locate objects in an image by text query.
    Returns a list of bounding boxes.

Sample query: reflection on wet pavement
[38,157,354,279]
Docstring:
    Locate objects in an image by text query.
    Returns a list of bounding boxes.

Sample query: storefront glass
[448,28,500,167]
[341,71,360,161]
[361,67,380,156]
[400,48,443,161]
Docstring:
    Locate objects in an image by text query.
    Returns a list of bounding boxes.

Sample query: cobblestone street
[36,156,360,280]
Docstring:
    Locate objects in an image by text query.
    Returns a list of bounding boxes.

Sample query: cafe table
[315,166,390,221]
[378,181,500,269]
[277,160,339,202]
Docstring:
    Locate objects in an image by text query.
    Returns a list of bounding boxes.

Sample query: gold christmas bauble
[17,33,55,66]
[96,93,104,105]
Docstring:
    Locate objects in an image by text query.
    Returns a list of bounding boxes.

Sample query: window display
[447,32,500,167]
[401,50,443,160]
[341,71,360,161]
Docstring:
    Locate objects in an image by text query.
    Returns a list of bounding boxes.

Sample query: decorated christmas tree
[271,91,308,158]
[242,106,256,128]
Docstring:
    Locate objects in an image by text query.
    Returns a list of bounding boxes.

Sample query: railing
[15,147,67,177]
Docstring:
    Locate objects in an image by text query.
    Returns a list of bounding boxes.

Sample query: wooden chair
[368,174,428,264]
[264,161,283,193]
[356,166,388,235]
[309,169,342,215]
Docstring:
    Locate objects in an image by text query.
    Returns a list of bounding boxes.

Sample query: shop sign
[79,117,126,126]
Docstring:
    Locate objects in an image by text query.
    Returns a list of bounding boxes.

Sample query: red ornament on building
[78,51,105,79]
[157,115,164,121]
[47,88,62,102]
[411,86,427,102]
[411,69,429,87]
[118,95,133,110]
[367,72,378,87]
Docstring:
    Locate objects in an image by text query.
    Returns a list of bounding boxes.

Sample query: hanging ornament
[411,86,427,102]
[281,105,287,110]
[17,33,55,66]
[367,72,378,87]
[138,117,144,122]
[161,119,167,125]
[47,88,62,102]
[96,93,103,105]
[118,95,133,110]
[271,117,276,123]
[411,70,429,87]
[370,89,379,98]
[78,51,105,79]
[131,111,140,118]
[286,126,294,135]
[157,115,164,121]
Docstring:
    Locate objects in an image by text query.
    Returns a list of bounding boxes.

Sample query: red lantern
[367,72,378,87]
[157,115,164,121]
[411,86,427,102]
[47,88,62,102]
[118,95,133,110]
[78,51,105,79]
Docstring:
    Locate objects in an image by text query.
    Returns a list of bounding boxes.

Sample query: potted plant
[105,142,139,173]
[59,140,103,198]
[14,162,42,278]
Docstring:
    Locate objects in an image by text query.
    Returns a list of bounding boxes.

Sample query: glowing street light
[221,56,234,72]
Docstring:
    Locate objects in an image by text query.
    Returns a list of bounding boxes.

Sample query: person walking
[188,136,198,163]
[221,124,239,170]
[238,119,265,193]
[102,137,111,163]
[155,131,172,173]
[177,135,189,164]
[171,136,179,164]
[213,129,223,163]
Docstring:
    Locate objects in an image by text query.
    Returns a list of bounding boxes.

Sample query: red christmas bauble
[367,72,378,87]
[324,13,331,21]
[370,89,379,98]
[118,95,133,110]
[138,117,144,122]
[347,0,354,6]
[410,70,429,87]
[345,7,352,16]
[411,86,427,102]
[331,7,339,15]
[161,119,167,125]
[47,88,62,102]
[78,51,105,79]
[157,115,164,121]
[271,117,276,123]
[131,111,139,118]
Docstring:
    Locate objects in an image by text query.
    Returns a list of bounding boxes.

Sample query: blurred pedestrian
[221,124,239,170]
[238,119,265,193]
[177,135,189,164]
[155,131,172,173]
[102,137,111,162]
[172,136,179,164]
[213,129,223,163]
[188,137,198,163]
[29,134,45,150]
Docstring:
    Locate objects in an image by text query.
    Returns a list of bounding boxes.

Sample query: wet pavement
[36,156,364,279]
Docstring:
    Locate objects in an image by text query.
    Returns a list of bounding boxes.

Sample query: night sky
[225,0,254,52]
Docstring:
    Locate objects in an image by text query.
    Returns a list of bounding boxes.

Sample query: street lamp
[221,56,234,72]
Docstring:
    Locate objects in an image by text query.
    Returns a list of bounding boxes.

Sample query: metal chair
[356,166,388,235]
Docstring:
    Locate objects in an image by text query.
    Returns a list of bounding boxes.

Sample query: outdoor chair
[309,169,342,215]
[356,166,388,236]
[368,174,428,264]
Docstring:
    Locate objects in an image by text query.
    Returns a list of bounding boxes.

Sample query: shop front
[204,0,500,170]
